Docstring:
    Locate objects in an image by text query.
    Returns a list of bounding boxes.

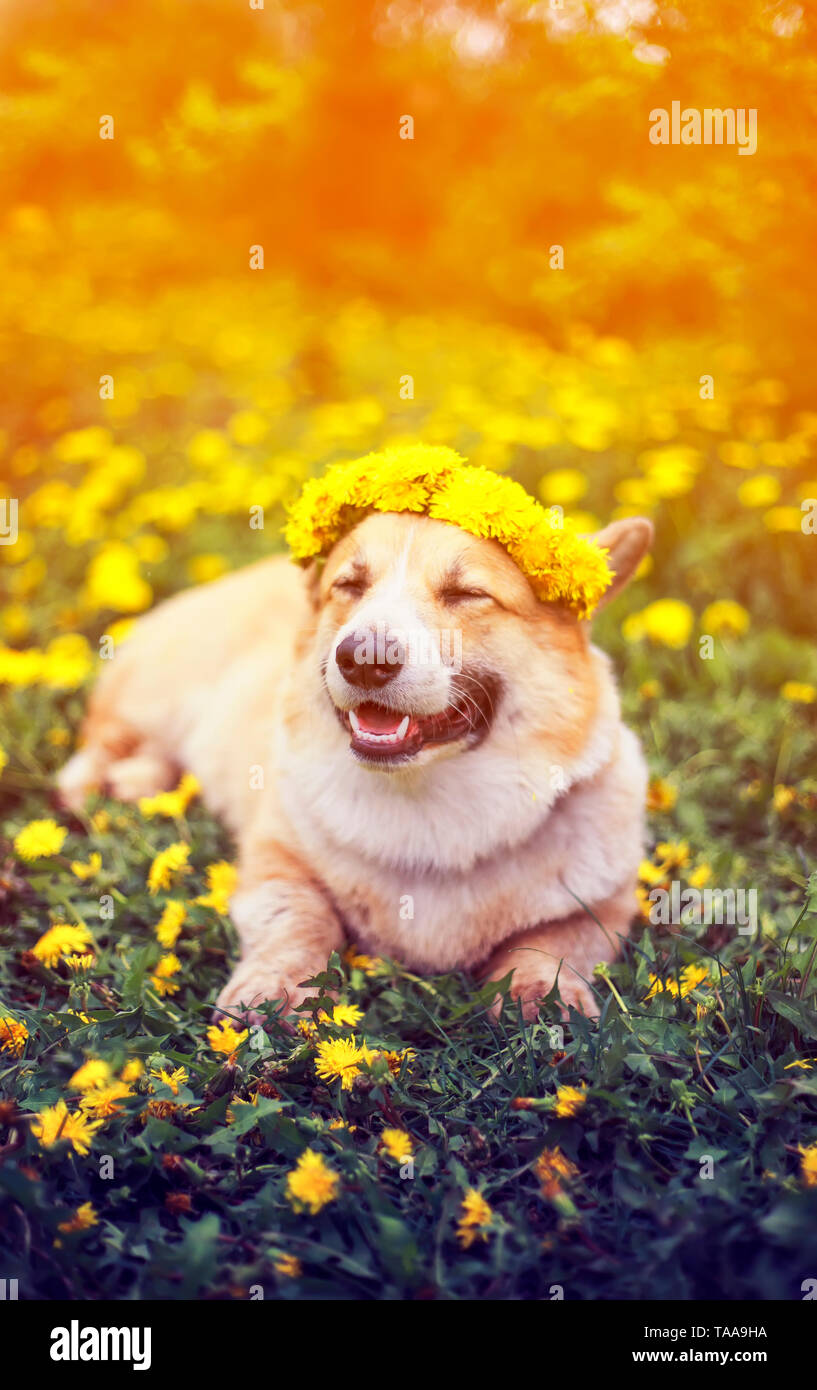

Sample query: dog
[58,506,653,1020]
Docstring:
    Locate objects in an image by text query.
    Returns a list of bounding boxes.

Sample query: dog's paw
[214,963,315,1028]
[55,750,102,812]
[485,961,597,1021]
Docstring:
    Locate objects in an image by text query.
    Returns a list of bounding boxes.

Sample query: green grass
[2,615,817,1301]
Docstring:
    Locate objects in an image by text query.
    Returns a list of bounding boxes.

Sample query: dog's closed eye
[331,572,369,598]
[436,557,495,606]
[439,586,493,606]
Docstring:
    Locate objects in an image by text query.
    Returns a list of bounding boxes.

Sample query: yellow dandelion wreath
[284,444,612,617]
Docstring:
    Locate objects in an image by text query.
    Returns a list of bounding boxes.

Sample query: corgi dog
[58,508,653,1020]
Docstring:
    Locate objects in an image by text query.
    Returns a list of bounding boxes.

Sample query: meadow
[1,0,817,1301]
[2,288,817,1298]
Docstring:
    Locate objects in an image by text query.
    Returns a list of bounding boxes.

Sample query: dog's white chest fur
[276,682,646,972]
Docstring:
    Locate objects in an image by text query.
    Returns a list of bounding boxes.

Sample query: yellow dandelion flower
[79,1081,133,1116]
[149,953,182,996]
[155,900,186,948]
[622,611,646,643]
[120,1058,144,1083]
[688,863,712,888]
[763,505,802,532]
[149,1066,188,1096]
[68,1058,112,1092]
[0,645,44,687]
[331,1003,364,1028]
[0,1015,29,1056]
[57,1202,99,1234]
[147,842,191,895]
[31,1101,103,1155]
[538,468,587,506]
[207,1018,249,1054]
[195,860,238,914]
[386,1048,415,1077]
[380,1128,414,1162]
[781,681,816,705]
[314,1036,371,1090]
[773,784,798,815]
[226,1093,260,1123]
[105,616,138,645]
[627,599,694,649]
[274,1253,302,1278]
[40,634,94,689]
[553,1085,587,1118]
[646,777,677,813]
[65,952,96,974]
[456,1188,493,1248]
[343,946,379,975]
[700,600,750,637]
[141,1099,179,1122]
[14,818,68,860]
[535,1146,580,1192]
[678,964,711,997]
[83,541,152,614]
[138,772,200,819]
[646,963,711,1001]
[285,1148,339,1214]
[738,474,781,508]
[32,922,93,967]
[799,1145,817,1187]
[70,851,102,881]
[655,840,691,870]
[188,553,228,585]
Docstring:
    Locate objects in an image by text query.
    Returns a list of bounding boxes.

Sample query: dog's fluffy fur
[58,510,653,1018]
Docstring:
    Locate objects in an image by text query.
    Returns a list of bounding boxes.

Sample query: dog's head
[308,510,652,775]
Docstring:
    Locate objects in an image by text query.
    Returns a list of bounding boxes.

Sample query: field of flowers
[1,0,817,1301]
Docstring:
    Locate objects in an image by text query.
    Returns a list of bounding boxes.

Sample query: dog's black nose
[335,633,404,689]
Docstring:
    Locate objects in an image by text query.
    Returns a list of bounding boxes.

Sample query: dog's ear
[590,516,653,612]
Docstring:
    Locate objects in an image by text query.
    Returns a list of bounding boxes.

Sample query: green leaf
[766,990,817,1038]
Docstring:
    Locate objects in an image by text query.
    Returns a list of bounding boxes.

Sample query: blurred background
[0,0,815,681]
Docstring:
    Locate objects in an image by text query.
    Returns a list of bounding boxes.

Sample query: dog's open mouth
[335,677,498,764]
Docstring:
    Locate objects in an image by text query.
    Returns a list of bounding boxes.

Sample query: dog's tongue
[355,702,407,735]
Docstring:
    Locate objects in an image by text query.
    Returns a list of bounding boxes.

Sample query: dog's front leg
[215,842,344,1024]
[481,885,637,1020]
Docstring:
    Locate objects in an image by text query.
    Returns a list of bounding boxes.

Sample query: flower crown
[284,444,612,617]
